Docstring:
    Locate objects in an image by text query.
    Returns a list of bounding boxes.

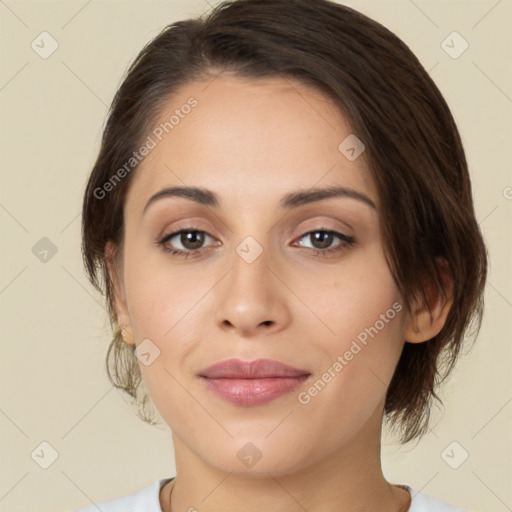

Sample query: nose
[213,243,291,338]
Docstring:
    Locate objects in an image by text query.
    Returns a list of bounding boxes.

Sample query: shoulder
[73,477,173,512]
[73,479,472,512]
[402,485,471,512]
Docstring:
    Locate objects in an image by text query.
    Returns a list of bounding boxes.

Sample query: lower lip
[200,375,310,406]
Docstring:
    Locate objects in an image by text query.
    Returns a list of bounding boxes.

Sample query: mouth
[198,358,311,406]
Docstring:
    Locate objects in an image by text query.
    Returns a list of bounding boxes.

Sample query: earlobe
[105,241,135,346]
[404,258,454,343]
[115,323,135,347]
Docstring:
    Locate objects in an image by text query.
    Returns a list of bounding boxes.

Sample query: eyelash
[156,225,355,259]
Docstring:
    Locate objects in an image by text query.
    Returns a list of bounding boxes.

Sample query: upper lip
[198,358,310,379]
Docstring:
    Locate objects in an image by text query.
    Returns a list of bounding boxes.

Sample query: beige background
[0,1,511,511]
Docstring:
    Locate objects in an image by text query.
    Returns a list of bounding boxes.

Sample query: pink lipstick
[198,358,311,406]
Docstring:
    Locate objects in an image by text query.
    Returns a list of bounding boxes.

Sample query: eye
[157,226,355,258]
[294,228,355,256]
[157,227,217,258]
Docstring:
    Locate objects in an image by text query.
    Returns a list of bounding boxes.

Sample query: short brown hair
[81,0,488,444]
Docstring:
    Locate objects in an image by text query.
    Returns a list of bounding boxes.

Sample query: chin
[198,437,313,478]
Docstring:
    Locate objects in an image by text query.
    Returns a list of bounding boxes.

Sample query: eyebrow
[142,184,376,215]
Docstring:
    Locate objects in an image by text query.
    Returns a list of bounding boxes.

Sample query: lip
[198,358,311,406]
[199,358,310,379]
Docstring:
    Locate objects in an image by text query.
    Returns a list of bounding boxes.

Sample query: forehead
[124,74,377,216]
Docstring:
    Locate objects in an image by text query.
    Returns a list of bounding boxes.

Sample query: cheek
[298,250,405,410]
[121,254,207,423]
[120,247,219,397]
[306,248,403,353]
[122,247,207,340]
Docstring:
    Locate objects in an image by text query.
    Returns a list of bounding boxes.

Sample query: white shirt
[73,478,471,512]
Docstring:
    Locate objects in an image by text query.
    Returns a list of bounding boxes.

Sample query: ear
[404,258,454,343]
[105,240,135,346]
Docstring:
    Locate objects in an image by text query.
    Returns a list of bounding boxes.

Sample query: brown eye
[295,229,355,256]
[308,231,335,249]
[176,230,205,250]
[158,227,216,256]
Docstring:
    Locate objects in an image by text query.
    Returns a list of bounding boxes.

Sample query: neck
[162,403,411,512]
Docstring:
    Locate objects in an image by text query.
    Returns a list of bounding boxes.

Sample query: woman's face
[109,74,409,475]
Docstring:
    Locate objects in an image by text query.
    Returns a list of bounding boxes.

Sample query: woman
[77,0,487,510]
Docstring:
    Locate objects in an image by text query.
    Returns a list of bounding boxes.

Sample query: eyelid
[158,220,351,244]
[295,226,352,241]
[291,227,355,251]
[159,225,217,246]
[292,217,354,238]
[157,224,355,260]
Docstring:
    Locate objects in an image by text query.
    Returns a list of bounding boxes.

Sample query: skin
[106,74,452,512]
